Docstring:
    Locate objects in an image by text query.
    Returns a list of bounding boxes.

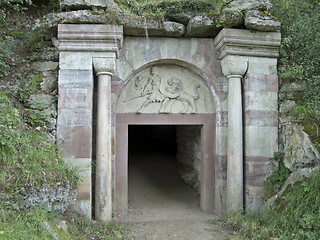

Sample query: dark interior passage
[127,125,201,220]
[128,125,177,154]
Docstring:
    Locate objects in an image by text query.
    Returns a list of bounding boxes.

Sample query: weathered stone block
[166,12,195,25]
[186,16,221,37]
[33,10,108,35]
[59,69,93,87]
[57,126,92,158]
[20,182,77,213]
[245,10,281,32]
[244,110,278,127]
[58,86,93,110]
[60,0,108,10]
[41,70,58,94]
[244,91,277,111]
[31,61,59,71]
[280,124,320,171]
[58,109,92,126]
[245,126,278,157]
[223,0,272,12]
[244,73,278,92]
[38,47,59,61]
[219,10,243,28]
[59,52,93,70]
[247,57,278,75]
[245,160,274,186]
[216,127,228,155]
[122,17,185,37]
[245,185,264,211]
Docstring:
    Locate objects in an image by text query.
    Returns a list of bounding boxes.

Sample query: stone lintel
[58,24,123,57]
[214,28,281,59]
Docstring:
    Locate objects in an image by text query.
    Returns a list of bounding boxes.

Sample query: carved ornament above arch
[117,64,215,114]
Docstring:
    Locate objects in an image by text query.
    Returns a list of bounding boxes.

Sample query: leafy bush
[0,0,33,21]
[271,0,320,147]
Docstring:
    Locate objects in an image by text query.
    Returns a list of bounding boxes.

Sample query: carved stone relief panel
[117,64,215,114]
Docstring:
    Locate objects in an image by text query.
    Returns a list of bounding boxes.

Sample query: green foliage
[24,28,46,50]
[0,206,130,240]
[264,152,291,197]
[0,90,80,191]
[0,0,33,22]
[33,0,60,12]
[0,37,13,78]
[0,206,53,239]
[271,0,320,147]
[66,211,129,240]
[224,170,320,240]
[270,169,320,239]
[115,0,224,18]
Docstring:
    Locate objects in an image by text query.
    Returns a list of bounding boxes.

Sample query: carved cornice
[214,28,281,59]
[58,24,123,58]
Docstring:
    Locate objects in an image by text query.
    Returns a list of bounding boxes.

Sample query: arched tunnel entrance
[127,125,201,220]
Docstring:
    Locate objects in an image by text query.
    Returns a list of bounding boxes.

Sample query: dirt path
[116,152,230,240]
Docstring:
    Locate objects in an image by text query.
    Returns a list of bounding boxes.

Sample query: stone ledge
[58,24,123,57]
[60,0,108,10]
[122,16,185,37]
[214,28,281,59]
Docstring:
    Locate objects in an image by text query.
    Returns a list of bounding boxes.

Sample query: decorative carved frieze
[118,65,214,114]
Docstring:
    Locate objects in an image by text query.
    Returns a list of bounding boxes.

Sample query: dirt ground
[116,152,231,240]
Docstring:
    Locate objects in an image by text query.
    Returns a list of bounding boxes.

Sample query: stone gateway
[57,21,280,220]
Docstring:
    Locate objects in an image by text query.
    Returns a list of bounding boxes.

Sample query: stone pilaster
[58,24,123,219]
[214,28,281,213]
[221,55,248,213]
[93,57,115,222]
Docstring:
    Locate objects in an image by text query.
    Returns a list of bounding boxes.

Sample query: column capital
[93,57,115,76]
[221,55,248,78]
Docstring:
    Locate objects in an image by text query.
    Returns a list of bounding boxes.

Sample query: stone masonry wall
[176,126,201,192]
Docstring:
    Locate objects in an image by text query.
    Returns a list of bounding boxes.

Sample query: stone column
[93,57,115,222]
[221,55,248,212]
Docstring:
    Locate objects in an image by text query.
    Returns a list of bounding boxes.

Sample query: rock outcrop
[245,10,281,32]
[20,182,78,212]
[34,0,280,39]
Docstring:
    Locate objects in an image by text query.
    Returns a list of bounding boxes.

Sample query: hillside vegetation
[0,0,320,239]
[224,0,320,239]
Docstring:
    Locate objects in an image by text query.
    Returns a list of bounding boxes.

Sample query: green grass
[223,169,320,240]
[0,89,80,192]
[0,206,130,240]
